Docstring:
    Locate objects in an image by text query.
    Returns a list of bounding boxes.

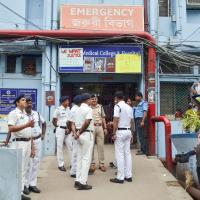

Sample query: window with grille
[160,82,192,117]
[22,56,36,75]
[6,55,16,73]
[159,0,171,16]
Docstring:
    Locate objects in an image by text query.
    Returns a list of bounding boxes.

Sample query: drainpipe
[0,30,157,155]
[144,0,149,32]
[149,0,158,40]
[151,115,173,172]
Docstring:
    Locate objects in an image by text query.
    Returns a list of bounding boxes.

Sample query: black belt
[76,129,93,132]
[94,123,102,126]
[118,128,131,130]
[60,126,67,129]
[13,138,31,142]
[33,134,41,140]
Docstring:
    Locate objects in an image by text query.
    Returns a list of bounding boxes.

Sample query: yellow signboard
[115,54,141,73]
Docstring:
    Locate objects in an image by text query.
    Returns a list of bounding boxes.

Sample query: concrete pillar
[149,0,158,40]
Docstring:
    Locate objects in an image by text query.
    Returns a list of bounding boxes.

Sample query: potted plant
[171,107,200,185]
[182,108,200,133]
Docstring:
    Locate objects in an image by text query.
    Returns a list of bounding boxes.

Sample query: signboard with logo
[0,88,37,115]
[59,45,143,73]
[45,91,55,106]
[60,5,144,32]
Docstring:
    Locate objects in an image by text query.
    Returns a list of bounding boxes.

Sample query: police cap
[81,93,91,101]
[59,96,70,104]
[91,94,98,98]
[13,94,26,105]
[26,97,32,102]
[73,95,82,104]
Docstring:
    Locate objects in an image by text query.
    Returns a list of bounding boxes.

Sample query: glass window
[6,55,16,73]
[22,56,36,75]
[159,0,171,17]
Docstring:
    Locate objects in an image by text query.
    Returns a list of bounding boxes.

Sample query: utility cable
[0,1,42,30]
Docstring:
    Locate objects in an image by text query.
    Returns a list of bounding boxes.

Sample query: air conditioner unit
[187,0,200,9]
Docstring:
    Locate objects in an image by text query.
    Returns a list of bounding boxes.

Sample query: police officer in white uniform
[52,96,72,171]
[110,91,133,184]
[71,93,94,190]
[8,95,34,200]
[24,98,46,194]
[69,95,82,178]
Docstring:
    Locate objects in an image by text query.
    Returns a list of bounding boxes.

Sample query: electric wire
[0,1,42,30]
[0,34,200,72]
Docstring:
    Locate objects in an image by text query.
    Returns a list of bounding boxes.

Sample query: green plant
[182,109,200,132]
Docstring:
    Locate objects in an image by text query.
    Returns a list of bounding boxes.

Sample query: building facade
[1,0,199,157]
[149,0,200,157]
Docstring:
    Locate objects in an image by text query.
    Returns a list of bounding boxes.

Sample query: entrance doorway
[61,82,137,106]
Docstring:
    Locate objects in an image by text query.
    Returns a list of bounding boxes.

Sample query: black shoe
[23,186,30,195]
[125,177,132,182]
[70,174,76,178]
[110,178,124,184]
[77,183,92,190]
[74,181,80,188]
[21,194,31,200]
[29,186,41,193]
[109,162,117,169]
[58,166,66,171]
[136,151,145,155]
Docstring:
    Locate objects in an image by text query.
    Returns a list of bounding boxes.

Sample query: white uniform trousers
[11,140,31,192]
[25,137,42,187]
[115,130,132,180]
[70,137,78,175]
[76,132,94,185]
[55,127,73,167]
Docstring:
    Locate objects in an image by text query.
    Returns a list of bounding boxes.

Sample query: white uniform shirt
[8,108,33,138]
[53,105,71,127]
[114,101,133,128]
[27,110,45,137]
[70,104,82,129]
[74,103,94,131]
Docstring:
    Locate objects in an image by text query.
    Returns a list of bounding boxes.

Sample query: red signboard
[60,5,144,32]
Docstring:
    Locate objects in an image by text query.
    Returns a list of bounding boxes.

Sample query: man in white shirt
[71,93,94,190]
[8,95,35,200]
[24,98,46,195]
[110,91,133,184]
[69,95,82,178]
[52,96,72,171]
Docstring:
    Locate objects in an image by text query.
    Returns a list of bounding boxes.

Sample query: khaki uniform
[91,104,106,166]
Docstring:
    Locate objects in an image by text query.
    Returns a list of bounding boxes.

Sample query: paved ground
[30,145,192,200]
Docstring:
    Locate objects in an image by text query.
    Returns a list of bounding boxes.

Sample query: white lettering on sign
[70,8,135,17]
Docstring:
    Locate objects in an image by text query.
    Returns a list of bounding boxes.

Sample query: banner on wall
[59,45,143,73]
[60,5,144,32]
[0,88,37,115]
